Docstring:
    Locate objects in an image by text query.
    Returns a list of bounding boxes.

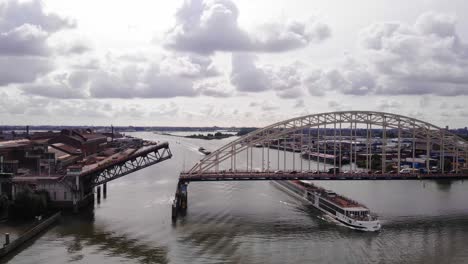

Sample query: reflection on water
[4,132,468,264]
[56,209,169,264]
[434,179,456,191]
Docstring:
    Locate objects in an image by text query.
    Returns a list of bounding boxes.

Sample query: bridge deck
[55,141,172,191]
[79,142,170,178]
[179,171,468,182]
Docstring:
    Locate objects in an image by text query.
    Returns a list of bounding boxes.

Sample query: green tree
[237,128,257,136]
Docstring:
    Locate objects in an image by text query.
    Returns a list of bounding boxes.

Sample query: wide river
[3,132,468,264]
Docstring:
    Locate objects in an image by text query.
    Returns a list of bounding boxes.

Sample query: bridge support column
[171,200,178,221]
[176,182,188,210]
[103,183,107,199]
[172,181,188,222]
[73,193,78,213]
[4,233,10,246]
[96,186,101,204]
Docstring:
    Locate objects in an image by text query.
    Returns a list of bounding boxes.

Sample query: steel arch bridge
[172,111,468,219]
[180,111,468,182]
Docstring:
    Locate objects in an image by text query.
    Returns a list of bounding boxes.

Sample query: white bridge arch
[186,111,468,176]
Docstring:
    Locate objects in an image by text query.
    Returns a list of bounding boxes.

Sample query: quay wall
[0,212,61,259]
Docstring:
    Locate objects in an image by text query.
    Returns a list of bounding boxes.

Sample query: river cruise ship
[273,180,381,231]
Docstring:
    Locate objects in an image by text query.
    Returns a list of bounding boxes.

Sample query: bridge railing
[179,170,468,182]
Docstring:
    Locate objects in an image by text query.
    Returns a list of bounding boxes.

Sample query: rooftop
[0,139,31,149]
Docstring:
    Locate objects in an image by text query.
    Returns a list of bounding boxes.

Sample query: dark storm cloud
[164,0,330,54]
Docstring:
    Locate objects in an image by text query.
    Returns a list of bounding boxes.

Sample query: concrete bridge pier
[96,186,101,204]
[179,182,188,210]
[4,233,10,246]
[171,200,178,221]
[103,183,107,199]
[72,193,78,213]
[172,181,188,222]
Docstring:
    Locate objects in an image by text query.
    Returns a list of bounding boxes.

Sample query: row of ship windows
[320,199,369,217]
[320,203,338,216]
[319,199,345,215]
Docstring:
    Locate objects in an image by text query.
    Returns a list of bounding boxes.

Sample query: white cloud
[305,58,376,96]
[230,53,306,98]
[0,0,75,56]
[196,81,234,97]
[0,0,77,86]
[88,63,198,99]
[159,54,219,78]
[415,12,457,38]
[230,53,270,92]
[0,0,75,33]
[0,24,49,56]
[50,32,92,55]
[260,100,279,111]
[87,53,221,99]
[21,70,89,98]
[0,56,53,85]
[1,1,467,128]
[164,0,330,54]
[303,12,468,97]
[151,102,179,116]
[293,99,304,108]
[358,12,468,95]
[20,52,223,99]
[377,99,402,111]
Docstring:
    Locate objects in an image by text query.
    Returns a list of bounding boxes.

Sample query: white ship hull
[272,181,381,232]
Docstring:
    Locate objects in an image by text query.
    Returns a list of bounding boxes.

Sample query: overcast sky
[0,0,467,128]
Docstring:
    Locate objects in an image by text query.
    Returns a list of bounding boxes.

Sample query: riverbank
[155,132,236,140]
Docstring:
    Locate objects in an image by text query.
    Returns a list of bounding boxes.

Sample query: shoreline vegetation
[157,128,258,140]
[186,132,234,140]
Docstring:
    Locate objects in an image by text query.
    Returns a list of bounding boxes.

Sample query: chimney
[111,125,114,141]
[26,125,29,136]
